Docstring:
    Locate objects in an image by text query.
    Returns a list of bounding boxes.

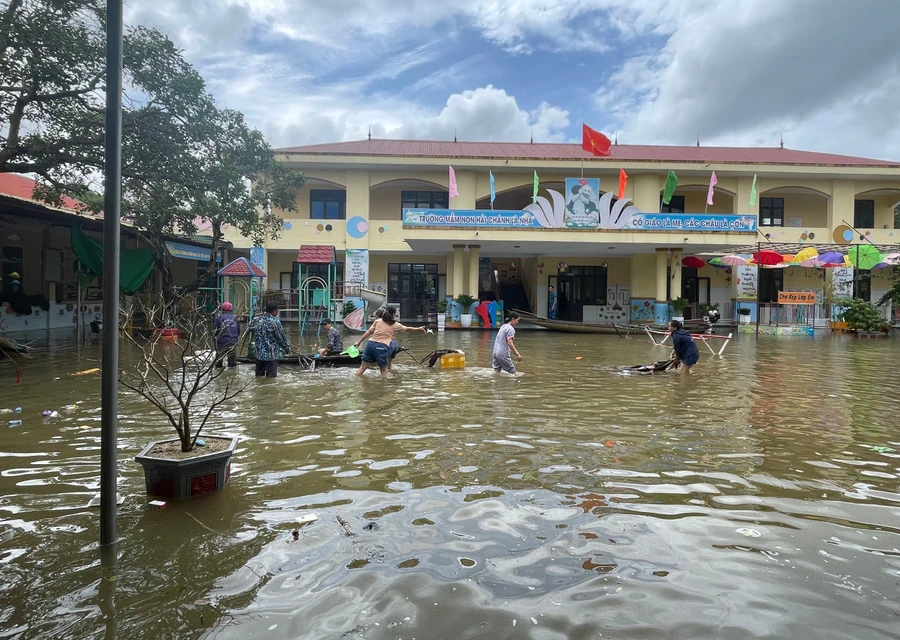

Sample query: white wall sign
[345,248,369,288]
[735,265,758,298]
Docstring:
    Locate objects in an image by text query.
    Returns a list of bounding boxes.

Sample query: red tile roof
[275,139,900,168]
[217,257,266,278]
[297,245,337,264]
[0,173,88,210]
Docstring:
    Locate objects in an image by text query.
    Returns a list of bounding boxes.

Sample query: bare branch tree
[119,295,250,452]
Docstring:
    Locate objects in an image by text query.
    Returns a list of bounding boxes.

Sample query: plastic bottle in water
[9,420,23,427]
[1,407,22,414]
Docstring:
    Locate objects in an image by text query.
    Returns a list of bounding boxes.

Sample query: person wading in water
[353,306,429,378]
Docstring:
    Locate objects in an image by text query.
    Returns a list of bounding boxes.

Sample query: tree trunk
[181,410,192,452]
[178,220,222,297]
[145,232,177,324]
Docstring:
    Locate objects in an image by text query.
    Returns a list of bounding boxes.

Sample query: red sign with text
[777,291,817,305]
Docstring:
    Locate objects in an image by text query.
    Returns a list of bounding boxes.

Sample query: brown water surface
[1,329,900,639]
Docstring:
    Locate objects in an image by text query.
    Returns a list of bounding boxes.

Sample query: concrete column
[467,245,481,298]
[828,179,855,231]
[454,170,477,209]
[655,248,669,323]
[670,249,683,300]
[446,251,454,297]
[345,170,370,250]
[633,173,663,212]
[452,245,465,297]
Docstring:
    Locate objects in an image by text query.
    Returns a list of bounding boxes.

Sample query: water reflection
[1,329,899,638]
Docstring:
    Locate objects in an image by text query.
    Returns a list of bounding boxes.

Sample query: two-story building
[230,139,900,325]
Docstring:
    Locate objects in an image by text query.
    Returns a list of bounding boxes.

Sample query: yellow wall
[672,189,735,214]
[369,186,398,221]
[870,194,899,229]
[630,254,657,298]
[761,192,829,227]
[783,266,825,292]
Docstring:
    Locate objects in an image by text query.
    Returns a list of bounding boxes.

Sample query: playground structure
[341,285,387,332]
[217,257,266,328]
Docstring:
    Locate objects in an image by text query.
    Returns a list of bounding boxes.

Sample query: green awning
[71,225,156,296]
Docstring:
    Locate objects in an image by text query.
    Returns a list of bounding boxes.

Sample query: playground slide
[343,306,366,332]
[360,288,387,308]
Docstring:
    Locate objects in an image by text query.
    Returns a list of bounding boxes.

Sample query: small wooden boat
[237,353,361,367]
[513,310,633,335]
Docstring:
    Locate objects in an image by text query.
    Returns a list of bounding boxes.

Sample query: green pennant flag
[532,170,539,203]
[661,170,678,205]
[748,173,758,209]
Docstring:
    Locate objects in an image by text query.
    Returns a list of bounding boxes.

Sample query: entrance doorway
[682,267,710,320]
[388,263,438,320]
[853,270,871,302]
[758,269,783,303]
[556,265,608,322]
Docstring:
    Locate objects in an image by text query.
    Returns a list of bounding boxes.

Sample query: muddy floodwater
[2,328,900,639]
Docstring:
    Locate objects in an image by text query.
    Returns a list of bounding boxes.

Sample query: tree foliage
[0,0,304,303]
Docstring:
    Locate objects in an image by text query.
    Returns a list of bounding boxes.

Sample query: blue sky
[127,0,900,160]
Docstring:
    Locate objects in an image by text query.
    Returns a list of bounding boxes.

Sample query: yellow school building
[229,139,900,326]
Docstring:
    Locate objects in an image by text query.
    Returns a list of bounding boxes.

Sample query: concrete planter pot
[460,313,473,328]
[436,313,446,330]
[135,436,237,499]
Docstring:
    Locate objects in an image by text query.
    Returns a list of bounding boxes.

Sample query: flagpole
[581,148,584,179]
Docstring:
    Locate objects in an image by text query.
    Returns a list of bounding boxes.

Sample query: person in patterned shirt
[252,302,291,377]
[317,318,343,356]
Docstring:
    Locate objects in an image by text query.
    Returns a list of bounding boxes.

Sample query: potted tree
[436,298,448,331]
[455,294,477,328]
[669,297,689,322]
[122,298,248,499]
[839,297,885,338]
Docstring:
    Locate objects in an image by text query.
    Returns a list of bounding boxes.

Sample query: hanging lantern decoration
[558,261,567,271]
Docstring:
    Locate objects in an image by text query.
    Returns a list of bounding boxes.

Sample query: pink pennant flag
[448,166,459,199]
[706,171,718,206]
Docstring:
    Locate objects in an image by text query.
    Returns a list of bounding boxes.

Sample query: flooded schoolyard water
[2,327,900,639]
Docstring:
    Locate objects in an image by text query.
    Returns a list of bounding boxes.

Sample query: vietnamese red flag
[582,124,611,157]
[617,169,627,200]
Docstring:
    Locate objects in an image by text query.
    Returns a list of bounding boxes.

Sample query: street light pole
[100,0,124,549]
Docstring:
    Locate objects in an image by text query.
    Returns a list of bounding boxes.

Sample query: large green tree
[1,0,303,303]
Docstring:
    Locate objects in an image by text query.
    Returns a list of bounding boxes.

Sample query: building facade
[228,140,900,325]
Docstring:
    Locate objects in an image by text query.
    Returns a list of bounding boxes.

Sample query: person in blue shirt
[548,285,558,319]
[253,302,292,377]
[213,301,240,367]
[668,319,699,374]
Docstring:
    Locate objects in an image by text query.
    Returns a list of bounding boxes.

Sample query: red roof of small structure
[275,139,900,168]
[297,245,337,264]
[217,257,266,278]
[0,173,89,210]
